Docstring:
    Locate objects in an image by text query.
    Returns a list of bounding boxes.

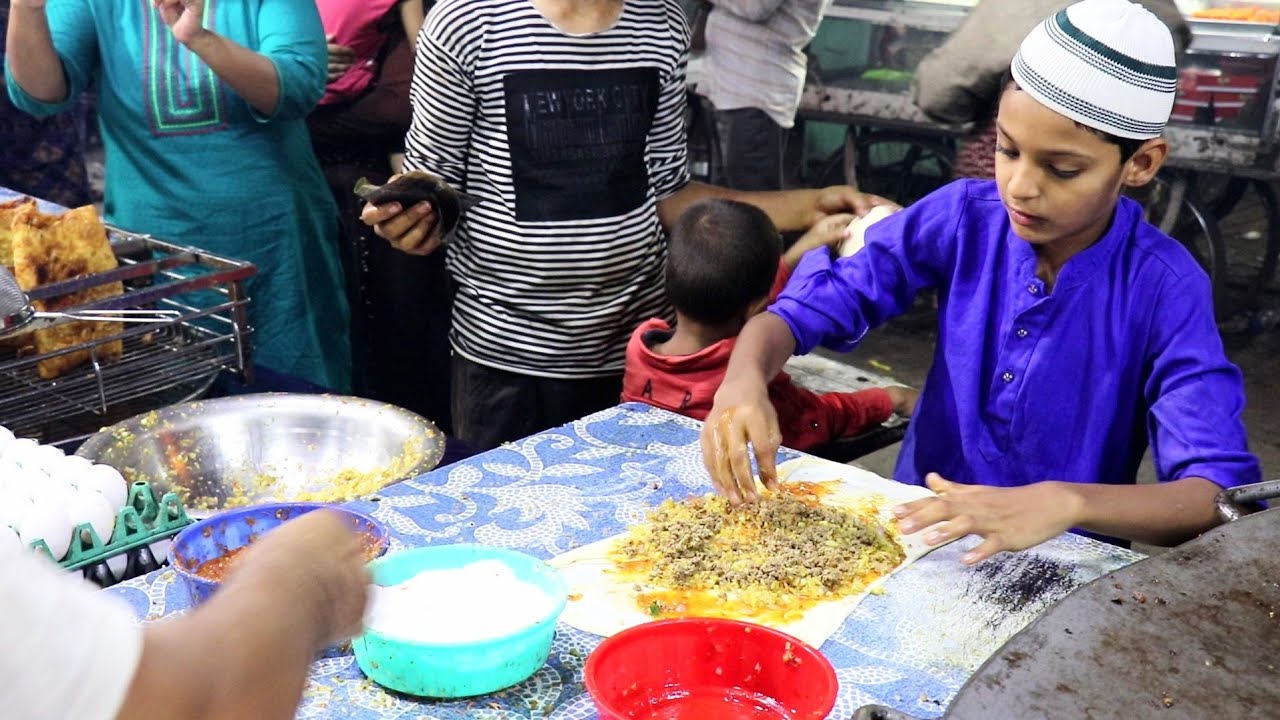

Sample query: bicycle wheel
[1128,174,1230,318]
[853,130,955,205]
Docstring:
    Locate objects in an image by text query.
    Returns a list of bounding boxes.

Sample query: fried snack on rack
[11,205,124,379]
[0,196,39,268]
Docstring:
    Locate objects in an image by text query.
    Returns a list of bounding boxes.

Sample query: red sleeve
[814,387,895,439]
[769,377,896,450]
[768,261,792,303]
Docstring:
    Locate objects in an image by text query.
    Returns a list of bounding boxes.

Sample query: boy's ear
[1122,138,1169,188]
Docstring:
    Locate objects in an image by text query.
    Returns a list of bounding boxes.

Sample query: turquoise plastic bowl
[352,544,568,698]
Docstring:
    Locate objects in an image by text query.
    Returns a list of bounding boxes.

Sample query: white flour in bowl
[364,559,556,643]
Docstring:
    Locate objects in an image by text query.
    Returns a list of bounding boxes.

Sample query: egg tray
[29,480,193,572]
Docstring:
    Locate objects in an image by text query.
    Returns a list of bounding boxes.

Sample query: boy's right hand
[700,377,782,505]
[885,385,920,418]
[360,187,444,256]
[782,213,857,270]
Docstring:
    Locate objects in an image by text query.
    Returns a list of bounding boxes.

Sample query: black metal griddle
[854,480,1280,720]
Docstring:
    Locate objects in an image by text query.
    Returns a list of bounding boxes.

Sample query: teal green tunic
[6,0,351,391]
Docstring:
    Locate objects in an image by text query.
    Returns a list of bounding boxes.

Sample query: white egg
[0,458,21,492]
[81,464,129,510]
[42,457,82,488]
[29,487,77,524]
[0,490,35,531]
[19,505,74,561]
[149,538,172,564]
[3,438,42,467]
[30,444,66,471]
[59,455,94,484]
[0,426,14,456]
[67,489,116,547]
[7,467,50,501]
[0,523,21,551]
[105,553,128,581]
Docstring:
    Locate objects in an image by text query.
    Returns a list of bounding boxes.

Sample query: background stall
[693,0,1280,324]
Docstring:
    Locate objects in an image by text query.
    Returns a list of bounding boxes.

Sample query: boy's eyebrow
[995,122,1092,160]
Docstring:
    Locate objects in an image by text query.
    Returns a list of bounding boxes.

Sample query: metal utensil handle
[1215,479,1280,522]
[39,309,182,324]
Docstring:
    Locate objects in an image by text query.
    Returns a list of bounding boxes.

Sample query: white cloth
[1012,0,1178,139]
[0,540,143,720]
[699,0,832,129]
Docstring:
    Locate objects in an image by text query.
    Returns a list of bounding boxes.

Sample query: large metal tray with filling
[75,393,446,517]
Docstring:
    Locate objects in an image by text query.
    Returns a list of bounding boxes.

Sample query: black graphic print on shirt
[503,67,659,222]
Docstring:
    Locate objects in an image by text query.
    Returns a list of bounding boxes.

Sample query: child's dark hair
[666,199,781,325]
[999,70,1144,164]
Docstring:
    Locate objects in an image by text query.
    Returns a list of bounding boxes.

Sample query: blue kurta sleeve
[769,181,967,355]
[1144,270,1261,489]
[4,0,98,117]
[251,0,326,123]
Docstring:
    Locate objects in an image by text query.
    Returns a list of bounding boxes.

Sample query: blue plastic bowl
[353,544,568,698]
[167,502,389,606]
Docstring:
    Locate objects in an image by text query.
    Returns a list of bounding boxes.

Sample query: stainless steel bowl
[77,393,445,517]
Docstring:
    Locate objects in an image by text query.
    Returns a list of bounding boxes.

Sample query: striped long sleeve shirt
[405,0,691,379]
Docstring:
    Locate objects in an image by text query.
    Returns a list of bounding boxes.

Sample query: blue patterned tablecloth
[105,403,1142,719]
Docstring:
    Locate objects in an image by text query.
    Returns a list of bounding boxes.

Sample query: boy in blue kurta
[5,0,350,390]
[701,0,1261,562]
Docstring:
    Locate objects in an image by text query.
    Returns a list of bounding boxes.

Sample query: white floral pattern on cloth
[104,403,1142,719]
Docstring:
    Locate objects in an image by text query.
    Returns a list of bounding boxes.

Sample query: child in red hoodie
[622,199,918,451]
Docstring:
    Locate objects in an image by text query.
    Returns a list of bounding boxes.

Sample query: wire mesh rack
[0,228,256,446]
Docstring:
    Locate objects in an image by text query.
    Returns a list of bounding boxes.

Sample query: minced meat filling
[615,491,905,605]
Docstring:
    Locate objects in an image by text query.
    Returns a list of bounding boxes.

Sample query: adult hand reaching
[326,35,356,83]
[221,509,371,647]
[809,186,900,228]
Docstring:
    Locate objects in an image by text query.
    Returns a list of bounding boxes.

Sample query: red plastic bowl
[584,618,838,720]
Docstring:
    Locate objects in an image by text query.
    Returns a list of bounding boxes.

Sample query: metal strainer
[0,266,179,335]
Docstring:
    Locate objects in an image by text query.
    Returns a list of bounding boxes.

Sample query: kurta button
[1002,371,1014,383]
[1028,284,1040,295]
[1016,328,1029,338]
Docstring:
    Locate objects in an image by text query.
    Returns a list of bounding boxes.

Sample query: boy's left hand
[893,473,1083,565]
[811,186,900,227]
[783,213,856,269]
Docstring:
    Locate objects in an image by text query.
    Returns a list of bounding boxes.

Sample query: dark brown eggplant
[353,171,479,237]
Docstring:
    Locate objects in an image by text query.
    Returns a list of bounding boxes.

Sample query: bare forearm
[117,586,322,720]
[1064,477,1223,547]
[659,182,821,233]
[724,312,797,387]
[5,3,69,103]
[399,0,425,40]
[185,30,280,116]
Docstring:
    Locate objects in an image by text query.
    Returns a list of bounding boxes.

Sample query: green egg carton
[29,481,194,571]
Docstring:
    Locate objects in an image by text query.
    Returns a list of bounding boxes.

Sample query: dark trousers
[451,354,623,451]
[713,107,787,191]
